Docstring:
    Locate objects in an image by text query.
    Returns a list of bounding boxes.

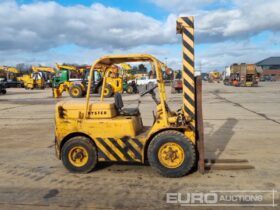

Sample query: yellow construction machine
[0,66,19,75]
[17,74,43,89]
[118,63,138,94]
[52,64,88,98]
[119,63,134,79]
[54,16,204,177]
[17,66,55,89]
[53,64,123,98]
[208,71,221,83]
[32,66,56,88]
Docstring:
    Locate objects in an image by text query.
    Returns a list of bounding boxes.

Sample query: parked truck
[229,63,261,87]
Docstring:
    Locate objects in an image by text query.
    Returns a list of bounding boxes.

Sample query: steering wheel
[140,84,158,97]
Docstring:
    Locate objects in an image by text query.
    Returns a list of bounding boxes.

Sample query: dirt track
[0,82,279,209]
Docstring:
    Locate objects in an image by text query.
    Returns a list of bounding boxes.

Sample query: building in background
[256,57,280,81]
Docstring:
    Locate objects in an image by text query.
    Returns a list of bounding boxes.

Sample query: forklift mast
[177,16,205,173]
[176,16,196,133]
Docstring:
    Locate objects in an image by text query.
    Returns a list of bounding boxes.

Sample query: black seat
[114,93,140,116]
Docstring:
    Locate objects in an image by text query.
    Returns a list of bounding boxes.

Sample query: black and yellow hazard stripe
[176,16,196,132]
[94,137,143,162]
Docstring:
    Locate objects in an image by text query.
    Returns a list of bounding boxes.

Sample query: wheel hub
[72,88,79,96]
[158,142,184,168]
[68,146,88,167]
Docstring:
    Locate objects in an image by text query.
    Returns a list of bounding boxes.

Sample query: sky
[0,0,279,72]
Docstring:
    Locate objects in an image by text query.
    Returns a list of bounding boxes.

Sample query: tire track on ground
[211,91,280,125]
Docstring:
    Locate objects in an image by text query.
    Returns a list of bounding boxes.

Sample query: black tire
[69,85,83,98]
[1,89,6,94]
[148,130,196,178]
[82,91,87,97]
[98,85,113,98]
[61,136,97,173]
[126,85,134,94]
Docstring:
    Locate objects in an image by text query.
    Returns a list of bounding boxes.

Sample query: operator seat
[114,93,140,116]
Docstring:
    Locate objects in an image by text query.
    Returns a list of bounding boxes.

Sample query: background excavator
[52,63,134,98]
[52,63,90,98]
[118,63,138,94]
[17,66,55,89]
[32,66,56,88]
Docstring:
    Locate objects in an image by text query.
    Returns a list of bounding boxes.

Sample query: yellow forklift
[54,16,205,177]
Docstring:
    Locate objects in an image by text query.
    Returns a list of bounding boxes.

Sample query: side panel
[55,114,145,162]
[94,137,143,162]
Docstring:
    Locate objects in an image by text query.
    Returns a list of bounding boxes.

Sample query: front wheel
[98,85,113,98]
[69,85,83,98]
[148,130,196,177]
[61,136,97,173]
[1,89,6,94]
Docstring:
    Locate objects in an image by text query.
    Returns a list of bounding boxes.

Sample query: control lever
[152,110,156,124]
[151,91,159,105]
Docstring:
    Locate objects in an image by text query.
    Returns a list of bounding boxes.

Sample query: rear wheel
[1,89,6,94]
[98,85,113,98]
[61,136,97,173]
[148,130,196,177]
[69,85,83,98]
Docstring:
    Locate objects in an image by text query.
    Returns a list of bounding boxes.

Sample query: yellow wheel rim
[158,142,185,168]
[104,88,109,96]
[71,88,79,96]
[68,146,89,167]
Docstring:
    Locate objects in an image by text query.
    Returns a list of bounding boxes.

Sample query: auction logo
[166,190,277,207]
